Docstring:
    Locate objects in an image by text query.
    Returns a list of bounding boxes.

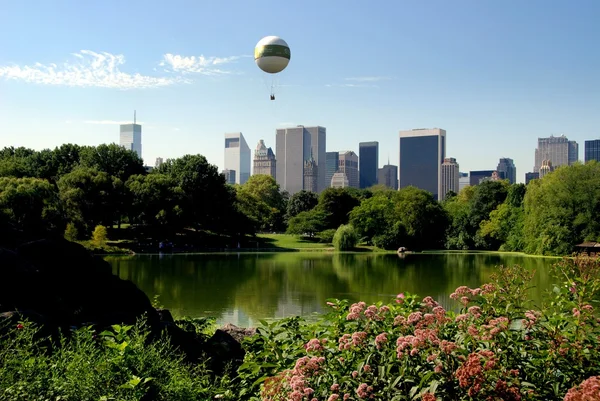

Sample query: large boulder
[0,226,247,374]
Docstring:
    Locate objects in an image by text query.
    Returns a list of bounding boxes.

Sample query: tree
[523,161,600,255]
[0,177,62,233]
[126,173,182,226]
[317,188,362,230]
[286,209,328,237]
[236,175,287,232]
[79,143,146,182]
[92,225,108,245]
[57,167,118,236]
[286,190,319,220]
[392,186,448,250]
[333,224,358,251]
[349,190,395,242]
[157,155,252,235]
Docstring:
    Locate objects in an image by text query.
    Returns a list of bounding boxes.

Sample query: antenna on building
[134,110,136,124]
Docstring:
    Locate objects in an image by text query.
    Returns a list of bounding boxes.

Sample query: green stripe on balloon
[254,44,291,60]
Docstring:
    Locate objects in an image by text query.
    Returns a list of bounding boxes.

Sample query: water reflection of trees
[106,252,559,325]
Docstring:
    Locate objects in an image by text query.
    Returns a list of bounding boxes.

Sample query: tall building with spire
[303,151,318,193]
[253,139,276,178]
[119,110,142,160]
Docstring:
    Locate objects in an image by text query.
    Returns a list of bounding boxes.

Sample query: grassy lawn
[256,234,333,249]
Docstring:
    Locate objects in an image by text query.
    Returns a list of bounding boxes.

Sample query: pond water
[106,252,560,328]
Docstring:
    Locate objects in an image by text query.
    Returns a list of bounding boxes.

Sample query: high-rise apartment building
[539,159,554,179]
[525,172,539,184]
[325,152,339,188]
[331,172,350,188]
[496,158,517,184]
[399,128,446,200]
[275,125,326,195]
[584,139,600,163]
[303,155,318,193]
[440,157,460,199]
[155,157,163,168]
[469,170,495,186]
[359,142,379,189]
[377,164,398,190]
[221,169,236,184]
[224,132,251,185]
[338,151,359,188]
[534,135,578,173]
[458,172,470,192]
[253,139,276,178]
[119,111,142,160]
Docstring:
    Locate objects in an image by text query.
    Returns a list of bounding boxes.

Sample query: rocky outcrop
[0,226,251,375]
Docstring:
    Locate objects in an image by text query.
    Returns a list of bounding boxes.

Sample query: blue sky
[1,0,599,183]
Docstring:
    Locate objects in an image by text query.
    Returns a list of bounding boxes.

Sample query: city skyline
[1,1,599,184]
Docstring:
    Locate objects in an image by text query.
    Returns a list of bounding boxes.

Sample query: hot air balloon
[254,36,291,100]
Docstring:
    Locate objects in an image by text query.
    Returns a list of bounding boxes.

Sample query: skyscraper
[398,128,446,200]
[584,139,600,163]
[459,172,469,192]
[440,157,460,199]
[377,164,398,190]
[326,152,339,188]
[469,170,495,186]
[338,151,359,188]
[224,132,251,185]
[496,158,517,184]
[359,141,379,189]
[253,139,276,178]
[275,125,326,195]
[119,111,142,160]
[534,135,578,173]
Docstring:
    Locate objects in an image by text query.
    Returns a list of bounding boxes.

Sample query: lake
[106,252,560,328]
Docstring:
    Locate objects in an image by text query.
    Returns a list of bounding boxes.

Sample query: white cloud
[0,50,182,89]
[160,53,250,74]
[345,76,392,82]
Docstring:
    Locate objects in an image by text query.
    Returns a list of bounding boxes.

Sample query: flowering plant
[239,255,600,400]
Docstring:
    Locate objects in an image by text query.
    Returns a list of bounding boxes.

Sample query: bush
[317,229,336,244]
[332,224,358,251]
[239,255,600,400]
[64,222,79,241]
[0,320,234,400]
[92,224,108,245]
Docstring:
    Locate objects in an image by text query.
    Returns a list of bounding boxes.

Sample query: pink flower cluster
[454,350,497,397]
[338,332,368,350]
[564,376,600,401]
[396,328,441,358]
[356,383,373,399]
[304,338,327,353]
[374,332,388,350]
[261,356,326,401]
[346,301,387,321]
[450,285,482,306]
[522,309,541,329]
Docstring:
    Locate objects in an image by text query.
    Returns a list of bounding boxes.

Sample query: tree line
[1,143,599,255]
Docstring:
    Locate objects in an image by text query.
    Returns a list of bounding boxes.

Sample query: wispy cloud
[345,76,393,82]
[160,54,250,74]
[0,50,182,89]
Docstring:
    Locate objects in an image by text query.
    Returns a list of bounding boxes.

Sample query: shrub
[239,255,600,401]
[333,224,358,251]
[64,222,79,241]
[317,229,337,244]
[92,224,108,245]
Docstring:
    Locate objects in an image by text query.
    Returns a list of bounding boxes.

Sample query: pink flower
[396,293,405,303]
[352,370,358,378]
[375,332,388,349]
[573,308,581,318]
[331,384,340,392]
[327,395,340,401]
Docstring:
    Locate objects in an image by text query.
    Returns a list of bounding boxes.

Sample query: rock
[220,323,257,343]
[0,226,248,375]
